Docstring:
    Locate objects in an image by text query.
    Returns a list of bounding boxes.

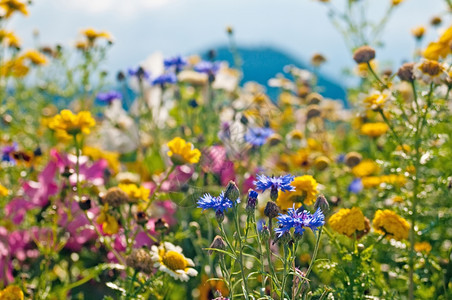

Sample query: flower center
[162,250,187,271]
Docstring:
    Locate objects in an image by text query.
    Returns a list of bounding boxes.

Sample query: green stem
[366,61,389,89]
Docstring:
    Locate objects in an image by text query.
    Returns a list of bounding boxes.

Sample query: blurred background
[11,0,449,99]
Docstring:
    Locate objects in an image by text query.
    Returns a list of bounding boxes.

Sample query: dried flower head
[103,187,130,207]
[264,201,281,219]
[353,46,376,64]
[397,63,415,82]
[208,235,226,255]
[126,248,153,274]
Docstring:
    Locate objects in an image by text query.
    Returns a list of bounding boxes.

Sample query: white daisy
[150,242,198,282]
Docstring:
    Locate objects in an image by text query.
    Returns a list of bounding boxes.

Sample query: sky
[10,0,450,85]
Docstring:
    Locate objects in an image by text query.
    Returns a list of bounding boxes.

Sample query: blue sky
[10,0,449,84]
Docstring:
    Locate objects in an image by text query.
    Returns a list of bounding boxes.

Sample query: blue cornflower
[164,55,187,71]
[254,174,295,193]
[348,178,363,194]
[194,61,221,75]
[246,189,259,212]
[96,91,122,104]
[244,127,274,146]
[197,192,233,213]
[128,67,150,80]
[151,73,177,86]
[275,206,324,238]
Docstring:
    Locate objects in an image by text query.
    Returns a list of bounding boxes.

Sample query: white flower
[150,242,198,282]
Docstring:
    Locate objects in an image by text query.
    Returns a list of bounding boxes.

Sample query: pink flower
[202,146,236,186]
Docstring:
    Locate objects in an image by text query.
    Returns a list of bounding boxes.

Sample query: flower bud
[154,218,169,233]
[215,209,225,224]
[135,211,148,226]
[344,152,362,168]
[314,194,329,214]
[209,235,226,255]
[353,46,376,64]
[246,189,258,214]
[224,181,240,203]
[78,196,92,211]
[264,201,280,219]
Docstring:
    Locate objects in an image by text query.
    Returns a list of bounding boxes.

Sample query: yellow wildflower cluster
[360,122,389,137]
[276,175,318,210]
[22,50,47,65]
[118,183,150,202]
[372,209,410,240]
[167,137,201,165]
[0,285,24,300]
[48,110,96,136]
[414,241,432,254]
[352,160,379,177]
[362,174,406,188]
[329,207,368,238]
[363,90,390,111]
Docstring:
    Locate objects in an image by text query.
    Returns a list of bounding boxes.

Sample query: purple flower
[194,61,221,75]
[151,73,177,86]
[197,192,233,213]
[96,90,122,104]
[2,143,17,163]
[245,127,274,146]
[348,178,363,194]
[164,55,187,71]
[275,206,324,238]
[128,67,150,79]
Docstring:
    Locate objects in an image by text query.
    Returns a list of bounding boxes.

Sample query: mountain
[202,45,347,104]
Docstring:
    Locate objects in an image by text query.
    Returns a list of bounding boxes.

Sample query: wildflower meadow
[0,0,451,299]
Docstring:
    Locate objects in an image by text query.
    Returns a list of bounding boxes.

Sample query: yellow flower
[96,204,119,235]
[329,207,368,238]
[0,57,29,77]
[0,184,8,197]
[150,242,198,282]
[290,149,310,170]
[82,28,112,42]
[372,209,410,240]
[361,176,382,188]
[276,175,318,210]
[363,90,390,111]
[360,122,389,137]
[0,29,20,48]
[0,0,28,19]
[48,110,96,136]
[414,59,447,84]
[411,26,426,40]
[22,50,47,65]
[0,285,24,300]
[392,195,404,203]
[414,241,432,254]
[118,183,150,202]
[352,159,379,177]
[167,137,201,165]
[391,0,404,6]
[423,25,452,60]
[83,146,120,174]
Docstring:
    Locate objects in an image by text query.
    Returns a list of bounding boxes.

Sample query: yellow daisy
[167,137,201,165]
[150,242,198,282]
[0,285,24,300]
[352,159,379,177]
[0,184,8,197]
[0,0,28,19]
[48,110,96,136]
[118,183,150,202]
